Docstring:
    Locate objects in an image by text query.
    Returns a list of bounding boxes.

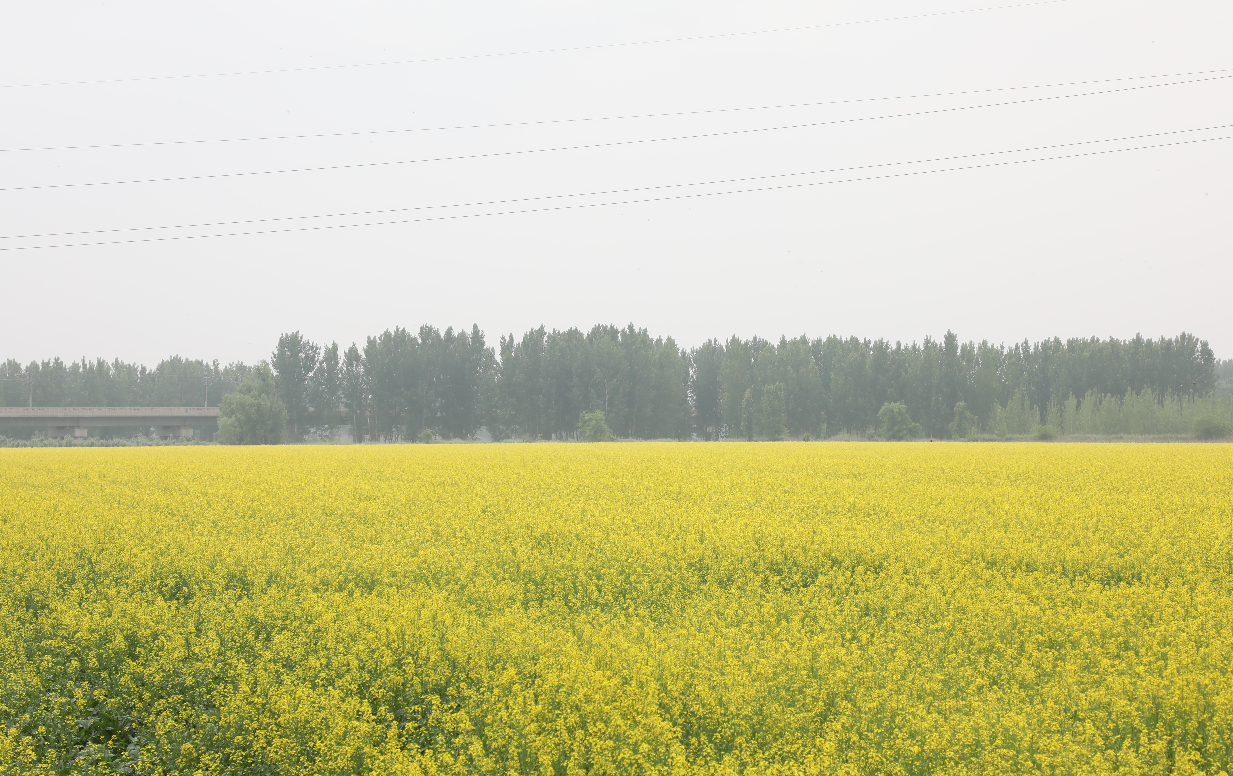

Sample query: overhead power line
[4,66,1229,154]
[4,73,1228,194]
[4,125,1229,251]
[4,123,1227,242]
[0,0,1073,91]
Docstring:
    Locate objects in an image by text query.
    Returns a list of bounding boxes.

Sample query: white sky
[1,0,1230,365]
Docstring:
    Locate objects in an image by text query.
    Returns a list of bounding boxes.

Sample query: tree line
[271,326,1225,441]
[4,327,1226,441]
[0,356,249,410]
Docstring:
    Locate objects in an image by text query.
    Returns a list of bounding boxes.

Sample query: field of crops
[1,444,1231,775]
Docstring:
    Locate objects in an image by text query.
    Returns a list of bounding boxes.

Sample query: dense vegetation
[0,355,247,410]
[3,327,1228,441]
[2,444,1230,774]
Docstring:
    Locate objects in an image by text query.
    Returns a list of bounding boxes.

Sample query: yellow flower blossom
[0,443,1230,774]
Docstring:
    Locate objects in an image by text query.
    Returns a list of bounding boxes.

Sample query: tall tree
[312,342,342,439]
[272,332,320,439]
[218,363,287,445]
[649,337,690,439]
[719,337,755,435]
[759,383,787,441]
[342,344,366,442]
[5,327,1225,444]
[689,340,724,440]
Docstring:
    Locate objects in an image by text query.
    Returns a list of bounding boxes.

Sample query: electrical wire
[4,128,1228,251]
[0,0,1075,90]
[3,123,1228,242]
[4,66,1229,154]
[4,73,1228,193]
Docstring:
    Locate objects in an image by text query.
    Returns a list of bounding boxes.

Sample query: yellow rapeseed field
[1,443,1231,776]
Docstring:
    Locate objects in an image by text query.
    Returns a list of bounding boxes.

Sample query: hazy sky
[2,0,1230,365]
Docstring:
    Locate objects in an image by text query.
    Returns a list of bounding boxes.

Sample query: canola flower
[0,443,1230,775]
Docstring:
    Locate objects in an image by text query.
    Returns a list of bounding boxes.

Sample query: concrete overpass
[0,407,220,439]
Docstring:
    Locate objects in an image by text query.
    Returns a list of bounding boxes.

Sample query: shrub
[579,411,616,442]
[218,363,287,444]
[878,402,921,441]
[950,402,977,440]
[1034,425,1058,441]
[1193,416,1231,440]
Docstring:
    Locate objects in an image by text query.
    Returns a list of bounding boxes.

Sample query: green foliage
[363,325,492,443]
[271,331,319,440]
[689,340,724,439]
[3,329,1225,444]
[1194,415,1231,440]
[1217,358,1233,398]
[740,388,756,441]
[483,324,688,442]
[579,410,616,442]
[949,401,977,439]
[0,356,244,430]
[759,383,787,441]
[878,402,921,440]
[314,341,342,439]
[342,343,366,442]
[417,428,434,444]
[1034,424,1058,441]
[217,363,287,445]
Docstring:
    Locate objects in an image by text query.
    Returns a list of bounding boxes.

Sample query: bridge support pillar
[48,426,88,438]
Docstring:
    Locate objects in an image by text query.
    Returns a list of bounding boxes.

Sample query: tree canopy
[217,363,286,445]
[2,328,1223,441]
